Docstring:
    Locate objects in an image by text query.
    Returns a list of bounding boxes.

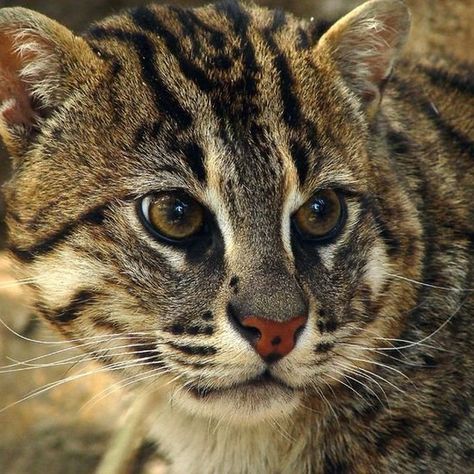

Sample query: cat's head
[0,0,422,424]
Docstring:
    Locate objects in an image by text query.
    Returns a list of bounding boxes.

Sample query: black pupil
[310,197,328,219]
[168,199,188,222]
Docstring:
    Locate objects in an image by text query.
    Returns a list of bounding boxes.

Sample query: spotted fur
[0,1,473,473]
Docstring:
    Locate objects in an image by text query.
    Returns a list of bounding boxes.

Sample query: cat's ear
[315,0,410,118]
[0,7,100,157]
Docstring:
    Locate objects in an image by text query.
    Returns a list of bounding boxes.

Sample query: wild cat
[0,0,472,472]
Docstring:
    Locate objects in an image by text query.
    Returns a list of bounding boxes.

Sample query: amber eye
[293,190,346,242]
[140,192,205,242]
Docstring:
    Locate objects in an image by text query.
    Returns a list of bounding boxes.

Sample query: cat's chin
[172,376,301,425]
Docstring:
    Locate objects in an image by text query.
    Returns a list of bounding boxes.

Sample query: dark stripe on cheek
[362,197,401,256]
[8,206,106,262]
[132,338,164,365]
[88,27,192,129]
[55,290,96,324]
[92,316,125,332]
[183,142,207,182]
[169,342,217,356]
[165,323,214,336]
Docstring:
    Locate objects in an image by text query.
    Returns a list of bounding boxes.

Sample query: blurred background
[0,0,472,473]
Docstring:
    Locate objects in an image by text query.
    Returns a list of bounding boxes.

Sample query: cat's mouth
[176,370,302,423]
[188,370,294,399]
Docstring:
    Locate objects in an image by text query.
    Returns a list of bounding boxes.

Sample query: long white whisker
[386,273,474,292]
[81,365,173,412]
[0,317,157,345]
[339,354,411,381]
[0,339,164,372]
[0,357,165,414]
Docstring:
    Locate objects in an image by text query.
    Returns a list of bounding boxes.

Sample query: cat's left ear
[0,7,101,157]
[315,0,411,118]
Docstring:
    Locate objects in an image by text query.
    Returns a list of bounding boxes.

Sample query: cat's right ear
[0,7,101,159]
[314,0,410,119]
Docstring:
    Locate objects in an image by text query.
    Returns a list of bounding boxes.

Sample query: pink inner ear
[0,33,36,127]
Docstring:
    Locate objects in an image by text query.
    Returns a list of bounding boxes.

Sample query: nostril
[271,336,282,346]
[241,324,261,344]
[227,303,261,344]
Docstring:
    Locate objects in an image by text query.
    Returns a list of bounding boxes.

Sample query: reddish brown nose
[240,315,307,363]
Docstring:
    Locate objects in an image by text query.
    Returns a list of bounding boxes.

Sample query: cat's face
[1,1,422,423]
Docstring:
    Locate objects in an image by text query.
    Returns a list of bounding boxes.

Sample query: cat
[0,0,473,472]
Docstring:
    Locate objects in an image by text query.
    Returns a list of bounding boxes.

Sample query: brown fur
[0,0,472,472]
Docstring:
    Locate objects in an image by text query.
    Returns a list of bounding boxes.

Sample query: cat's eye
[139,192,205,243]
[293,190,346,242]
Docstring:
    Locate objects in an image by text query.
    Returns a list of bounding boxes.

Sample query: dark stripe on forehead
[171,7,201,57]
[308,19,332,43]
[183,142,207,182]
[290,139,310,184]
[54,290,96,324]
[88,27,192,129]
[296,27,310,50]
[134,120,162,146]
[270,9,286,32]
[8,205,106,262]
[263,17,301,128]
[130,7,216,93]
[172,7,227,54]
[186,10,226,50]
[215,0,259,97]
[386,129,412,156]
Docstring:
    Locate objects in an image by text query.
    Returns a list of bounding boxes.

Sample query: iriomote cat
[0,0,472,472]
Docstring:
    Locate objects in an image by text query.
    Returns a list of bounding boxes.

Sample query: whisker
[379,300,466,350]
[81,365,172,412]
[334,361,390,407]
[325,373,369,403]
[386,273,474,292]
[338,354,411,381]
[310,381,340,426]
[335,354,409,397]
[0,339,164,372]
[331,366,385,407]
[0,317,157,345]
[0,357,166,414]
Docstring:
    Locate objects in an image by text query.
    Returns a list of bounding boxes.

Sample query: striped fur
[0,1,473,472]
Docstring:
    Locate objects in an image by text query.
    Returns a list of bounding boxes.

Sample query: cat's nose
[231,313,307,363]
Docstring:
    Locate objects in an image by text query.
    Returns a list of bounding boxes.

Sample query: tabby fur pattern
[0,0,473,472]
